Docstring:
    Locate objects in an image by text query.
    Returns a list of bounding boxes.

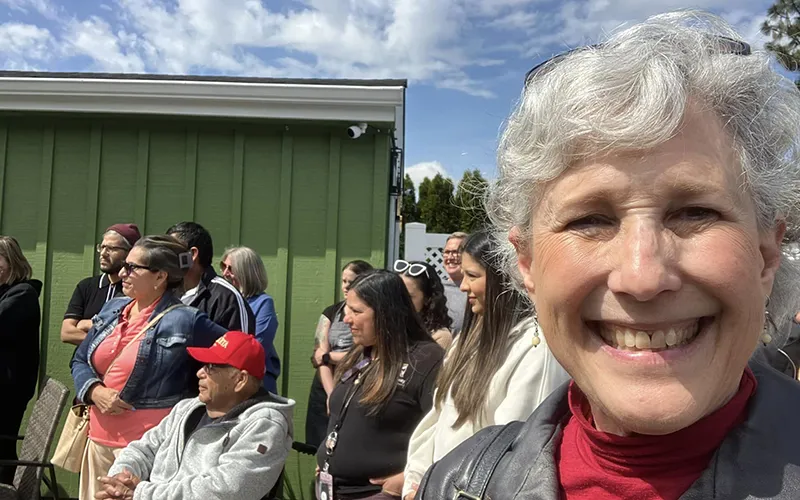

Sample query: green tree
[454,169,489,233]
[761,0,800,87]
[401,174,419,223]
[418,174,460,233]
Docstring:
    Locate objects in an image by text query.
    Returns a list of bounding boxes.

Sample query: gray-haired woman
[221,246,281,393]
[72,235,227,500]
[418,11,800,500]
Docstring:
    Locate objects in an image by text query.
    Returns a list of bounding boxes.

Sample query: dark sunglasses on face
[524,36,751,87]
[394,259,429,277]
[121,262,155,274]
[204,363,231,374]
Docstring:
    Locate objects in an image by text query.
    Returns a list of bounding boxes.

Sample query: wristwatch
[322,352,332,366]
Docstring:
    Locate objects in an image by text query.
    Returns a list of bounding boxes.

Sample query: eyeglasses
[394,260,429,277]
[96,244,127,254]
[121,262,155,274]
[524,36,751,87]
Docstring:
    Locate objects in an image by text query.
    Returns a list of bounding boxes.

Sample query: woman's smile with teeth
[594,319,706,351]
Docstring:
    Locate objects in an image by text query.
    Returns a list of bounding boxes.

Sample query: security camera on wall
[347,123,368,139]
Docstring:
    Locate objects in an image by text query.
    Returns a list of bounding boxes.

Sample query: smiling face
[343,291,377,347]
[515,108,784,436]
[460,252,487,315]
[443,238,464,282]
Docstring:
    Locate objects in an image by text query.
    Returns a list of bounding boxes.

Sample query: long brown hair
[334,270,433,414]
[434,230,531,428]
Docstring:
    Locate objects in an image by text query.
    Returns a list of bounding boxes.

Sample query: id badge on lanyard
[317,471,334,500]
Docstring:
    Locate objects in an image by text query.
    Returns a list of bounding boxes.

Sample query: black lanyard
[322,357,372,473]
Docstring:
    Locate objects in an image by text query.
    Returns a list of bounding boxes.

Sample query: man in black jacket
[167,222,254,334]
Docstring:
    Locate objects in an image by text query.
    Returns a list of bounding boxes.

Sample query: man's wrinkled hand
[95,472,139,500]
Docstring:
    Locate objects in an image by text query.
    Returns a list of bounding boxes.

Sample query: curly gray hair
[487,10,800,346]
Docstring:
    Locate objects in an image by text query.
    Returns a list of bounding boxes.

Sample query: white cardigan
[402,318,570,497]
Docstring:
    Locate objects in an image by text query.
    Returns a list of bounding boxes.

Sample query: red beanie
[106,223,141,247]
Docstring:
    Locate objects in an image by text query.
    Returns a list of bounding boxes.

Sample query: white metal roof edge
[0,76,406,123]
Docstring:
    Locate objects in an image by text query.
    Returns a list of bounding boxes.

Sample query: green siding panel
[97,127,139,243]
[0,115,392,500]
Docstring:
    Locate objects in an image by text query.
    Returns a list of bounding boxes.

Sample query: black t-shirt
[63,274,124,321]
[316,340,444,496]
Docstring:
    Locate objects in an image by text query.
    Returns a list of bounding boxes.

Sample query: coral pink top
[89,299,172,447]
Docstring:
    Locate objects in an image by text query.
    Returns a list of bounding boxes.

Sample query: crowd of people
[3,9,800,500]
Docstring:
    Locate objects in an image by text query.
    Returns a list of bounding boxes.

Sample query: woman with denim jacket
[71,235,227,500]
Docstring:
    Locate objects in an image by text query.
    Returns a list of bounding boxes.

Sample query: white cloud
[63,17,146,72]
[0,22,53,63]
[517,1,774,58]
[406,161,453,193]
[0,0,58,19]
[0,1,780,96]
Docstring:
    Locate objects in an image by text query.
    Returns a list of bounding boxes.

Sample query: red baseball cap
[187,331,266,379]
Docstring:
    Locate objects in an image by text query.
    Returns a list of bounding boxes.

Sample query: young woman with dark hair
[305,260,374,447]
[394,260,454,349]
[402,230,570,500]
[316,270,444,500]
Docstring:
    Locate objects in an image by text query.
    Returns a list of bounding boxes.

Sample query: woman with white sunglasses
[394,260,454,350]
[401,231,570,500]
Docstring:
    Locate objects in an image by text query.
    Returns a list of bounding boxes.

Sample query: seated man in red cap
[95,331,294,500]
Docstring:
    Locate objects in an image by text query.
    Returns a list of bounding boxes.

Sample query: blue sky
[0,0,782,189]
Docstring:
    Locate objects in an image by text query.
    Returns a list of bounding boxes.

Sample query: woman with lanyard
[316,270,444,499]
[306,260,373,447]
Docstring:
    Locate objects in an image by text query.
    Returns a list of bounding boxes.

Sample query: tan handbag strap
[104,303,185,376]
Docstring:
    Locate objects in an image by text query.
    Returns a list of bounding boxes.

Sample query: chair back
[14,377,69,500]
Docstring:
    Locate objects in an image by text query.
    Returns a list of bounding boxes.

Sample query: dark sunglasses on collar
[524,36,751,87]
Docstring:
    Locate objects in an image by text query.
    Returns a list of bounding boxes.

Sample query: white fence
[403,222,453,282]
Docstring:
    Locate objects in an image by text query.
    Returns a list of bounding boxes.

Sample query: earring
[762,296,774,345]
[531,307,541,347]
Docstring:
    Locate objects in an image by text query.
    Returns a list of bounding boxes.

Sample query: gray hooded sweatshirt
[108,389,295,500]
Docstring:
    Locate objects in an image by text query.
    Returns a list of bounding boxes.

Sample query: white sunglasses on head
[394,260,429,277]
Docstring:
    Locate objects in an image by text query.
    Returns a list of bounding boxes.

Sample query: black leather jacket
[417,360,800,499]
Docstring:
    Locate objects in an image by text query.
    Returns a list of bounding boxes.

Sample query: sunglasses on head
[524,36,751,87]
[394,260,429,277]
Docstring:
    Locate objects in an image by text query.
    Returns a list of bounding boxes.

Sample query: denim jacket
[71,293,227,409]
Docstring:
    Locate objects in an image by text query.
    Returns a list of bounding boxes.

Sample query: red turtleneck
[557,368,757,500]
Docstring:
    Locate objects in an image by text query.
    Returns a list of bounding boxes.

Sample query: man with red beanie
[61,223,141,347]
[97,331,294,500]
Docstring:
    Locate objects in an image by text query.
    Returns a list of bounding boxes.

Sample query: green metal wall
[0,113,391,498]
